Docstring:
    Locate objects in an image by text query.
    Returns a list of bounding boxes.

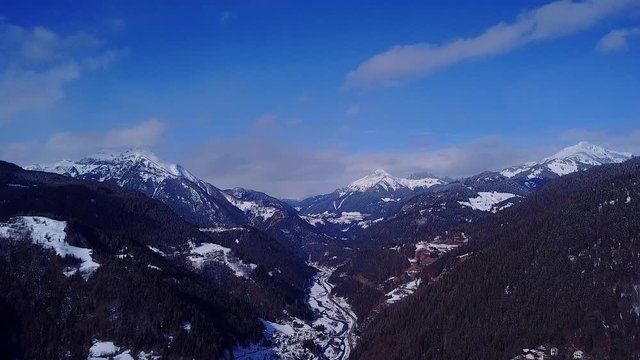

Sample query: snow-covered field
[234,267,357,360]
[199,227,248,233]
[415,241,460,255]
[357,217,384,229]
[87,339,159,360]
[302,211,367,226]
[458,191,517,212]
[187,241,257,278]
[385,278,422,304]
[0,216,100,278]
[224,194,278,221]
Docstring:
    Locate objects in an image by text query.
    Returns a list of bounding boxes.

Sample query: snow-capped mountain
[28,150,247,227]
[28,150,331,258]
[295,169,444,237]
[500,141,633,188]
[358,141,634,243]
[0,160,315,359]
[341,169,442,194]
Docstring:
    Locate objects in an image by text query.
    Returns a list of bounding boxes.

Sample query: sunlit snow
[188,242,257,278]
[0,216,100,278]
[385,278,421,304]
[458,192,517,212]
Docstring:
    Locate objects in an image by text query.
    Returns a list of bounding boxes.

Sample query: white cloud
[182,128,640,198]
[345,105,361,115]
[0,120,167,166]
[561,128,640,154]
[0,20,123,121]
[6,122,636,198]
[343,137,544,180]
[345,0,640,88]
[184,137,347,198]
[596,27,640,52]
[183,135,550,198]
[0,64,80,120]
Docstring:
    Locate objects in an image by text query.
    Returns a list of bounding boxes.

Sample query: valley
[1,141,638,359]
[4,2,640,358]
[234,267,357,360]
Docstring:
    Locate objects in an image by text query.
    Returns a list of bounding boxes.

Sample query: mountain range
[28,150,331,258]
[292,141,632,240]
[3,140,636,359]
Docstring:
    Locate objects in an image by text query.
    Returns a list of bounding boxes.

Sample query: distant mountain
[28,150,331,259]
[357,142,634,244]
[223,187,332,258]
[326,142,634,319]
[28,150,246,228]
[296,169,443,238]
[500,141,633,188]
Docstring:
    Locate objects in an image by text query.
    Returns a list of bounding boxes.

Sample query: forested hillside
[0,161,313,359]
[351,158,640,359]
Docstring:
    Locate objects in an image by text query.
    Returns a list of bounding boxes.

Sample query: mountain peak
[501,141,633,179]
[345,170,398,192]
[343,169,442,193]
[543,141,632,164]
[373,168,390,176]
[28,149,199,185]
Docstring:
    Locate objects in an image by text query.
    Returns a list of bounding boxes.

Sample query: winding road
[310,269,358,360]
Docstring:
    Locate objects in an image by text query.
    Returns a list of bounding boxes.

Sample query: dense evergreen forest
[351,159,640,359]
[0,161,313,358]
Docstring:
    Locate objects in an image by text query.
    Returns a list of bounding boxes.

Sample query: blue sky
[1,0,639,197]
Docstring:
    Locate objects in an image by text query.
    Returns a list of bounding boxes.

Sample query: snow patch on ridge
[415,241,459,255]
[342,169,442,194]
[0,216,100,278]
[188,242,257,278]
[88,339,157,360]
[302,211,367,226]
[223,194,277,221]
[385,278,421,304]
[501,142,632,179]
[458,192,517,212]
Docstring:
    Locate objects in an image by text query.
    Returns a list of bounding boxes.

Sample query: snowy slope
[296,169,444,237]
[222,187,329,256]
[188,241,257,278]
[28,150,247,228]
[223,189,279,222]
[343,169,442,194]
[458,191,518,212]
[0,216,100,278]
[356,142,632,244]
[500,141,633,187]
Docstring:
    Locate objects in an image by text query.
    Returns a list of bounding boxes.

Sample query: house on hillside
[512,345,562,360]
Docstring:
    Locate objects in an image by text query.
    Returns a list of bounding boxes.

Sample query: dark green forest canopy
[0,161,312,359]
[352,158,640,360]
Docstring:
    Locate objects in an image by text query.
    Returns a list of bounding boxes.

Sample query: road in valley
[308,268,358,360]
